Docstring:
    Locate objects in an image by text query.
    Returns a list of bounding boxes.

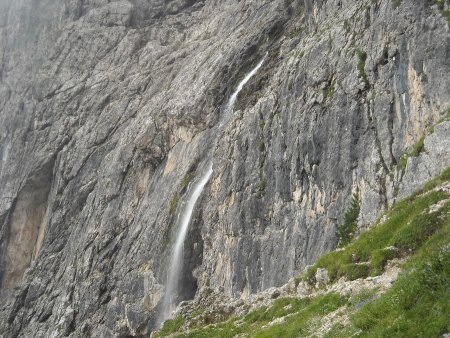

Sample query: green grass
[306,167,450,336]
[442,10,450,24]
[399,135,425,173]
[169,195,179,214]
[155,316,185,337]
[352,221,450,337]
[434,0,450,25]
[258,176,266,193]
[423,166,450,192]
[370,247,398,275]
[258,140,265,152]
[392,0,402,8]
[287,26,305,39]
[180,173,192,191]
[288,78,294,91]
[167,293,348,338]
[343,19,351,34]
[428,108,450,134]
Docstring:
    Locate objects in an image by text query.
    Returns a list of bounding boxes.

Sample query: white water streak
[159,162,213,322]
[158,54,266,325]
[227,57,266,111]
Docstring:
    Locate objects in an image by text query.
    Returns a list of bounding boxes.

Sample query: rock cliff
[0,0,449,336]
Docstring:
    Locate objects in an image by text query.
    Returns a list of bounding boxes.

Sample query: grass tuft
[169,195,178,214]
[156,316,185,337]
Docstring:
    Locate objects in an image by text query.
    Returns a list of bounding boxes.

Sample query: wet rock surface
[0,0,449,336]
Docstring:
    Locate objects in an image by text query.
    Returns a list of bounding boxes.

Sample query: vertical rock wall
[0,0,449,336]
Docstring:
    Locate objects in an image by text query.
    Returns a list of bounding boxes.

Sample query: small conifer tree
[336,190,360,247]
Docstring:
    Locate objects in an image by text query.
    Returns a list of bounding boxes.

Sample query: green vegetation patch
[352,228,450,336]
[287,26,305,39]
[180,173,193,192]
[301,167,450,286]
[392,0,402,8]
[356,49,369,86]
[164,293,347,338]
[434,0,450,25]
[400,107,450,174]
[428,108,450,134]
[423,165,450,192]
[155,316,185,337]
[169,194,179,214]
[399,135,425,173]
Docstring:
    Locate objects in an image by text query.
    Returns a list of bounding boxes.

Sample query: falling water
[158,161,213,324]
[227,57,266,112]
[158,54,266,326]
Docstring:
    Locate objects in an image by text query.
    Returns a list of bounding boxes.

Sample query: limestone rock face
[0,0,449,336]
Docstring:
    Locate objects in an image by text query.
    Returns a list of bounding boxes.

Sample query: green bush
[324,78,336,99]
[259,140,265,152]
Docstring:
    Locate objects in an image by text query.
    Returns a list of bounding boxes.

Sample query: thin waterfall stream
[158,55,266,326]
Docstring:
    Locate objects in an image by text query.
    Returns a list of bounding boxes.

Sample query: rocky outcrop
[0,0,449,336]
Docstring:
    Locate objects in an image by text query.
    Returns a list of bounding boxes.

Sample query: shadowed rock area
[0,0,449,336]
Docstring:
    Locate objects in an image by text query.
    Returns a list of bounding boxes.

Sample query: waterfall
[227,57,266,112]
[157,54,266,327]
[158,161,213,323]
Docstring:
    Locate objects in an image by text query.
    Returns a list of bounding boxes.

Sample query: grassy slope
[157,167,450,337]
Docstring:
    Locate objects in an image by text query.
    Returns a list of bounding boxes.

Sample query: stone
[315,268,329,288]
